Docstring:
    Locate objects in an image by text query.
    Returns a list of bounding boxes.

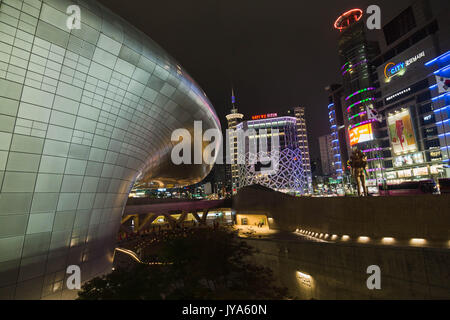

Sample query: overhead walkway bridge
[120,198,231,234]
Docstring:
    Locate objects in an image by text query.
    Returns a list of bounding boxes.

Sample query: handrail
[114,247,171,265]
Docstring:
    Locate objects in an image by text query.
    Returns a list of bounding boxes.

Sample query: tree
[77,264,168,300]
[77,227,288,300]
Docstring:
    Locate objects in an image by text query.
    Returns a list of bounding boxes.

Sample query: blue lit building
[325,84,349,179]
[333,8,382,185]
[372,0,450,184]
[426,52,450,164]
[329,0,450,187]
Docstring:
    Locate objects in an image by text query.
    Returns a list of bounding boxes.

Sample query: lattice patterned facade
[237,148,309,194]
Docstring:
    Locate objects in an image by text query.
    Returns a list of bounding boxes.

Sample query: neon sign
[345,87,376,101]
[334,9,363,31]
[384,62,405,78]
[251,113,278,120]
[384,51,425,81]
[347,98,375,112]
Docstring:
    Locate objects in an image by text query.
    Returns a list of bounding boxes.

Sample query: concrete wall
[234,186,450,245]
[235,186,450,299]
[246,238,450,300]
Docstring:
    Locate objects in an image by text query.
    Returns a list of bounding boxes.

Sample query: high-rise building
[372,0,450,184]
[236,113,310,195]
[225,89,244,194]
[330,0,450,188]
[319,134,334,176]
[334,8,382,184]
[285,107,312,184]
[325,84,349,178]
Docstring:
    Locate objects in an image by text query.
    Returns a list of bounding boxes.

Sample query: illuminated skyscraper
[331,0,450,188]
[225,89,244,193]
[334,8,381,183]
[373,0,450,184]
[285,106,312,192]
[325,84,349,179]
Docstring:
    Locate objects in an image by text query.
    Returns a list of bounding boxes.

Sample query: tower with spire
[225,88,244,194]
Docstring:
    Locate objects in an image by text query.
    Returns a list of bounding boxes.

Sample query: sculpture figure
[347,148,368,196]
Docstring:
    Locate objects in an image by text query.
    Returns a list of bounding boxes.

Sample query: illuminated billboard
[251,113,278,120]
[387,109,417,155]
[349,124,374,146]
[383,51,425,81]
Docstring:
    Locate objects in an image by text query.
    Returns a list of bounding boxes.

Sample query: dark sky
[98,0,413,160]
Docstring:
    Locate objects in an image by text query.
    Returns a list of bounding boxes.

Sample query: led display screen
[349,123,374,146]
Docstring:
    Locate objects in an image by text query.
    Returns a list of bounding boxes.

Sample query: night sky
[98,0,414,161]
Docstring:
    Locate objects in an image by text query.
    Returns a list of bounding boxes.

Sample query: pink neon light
[348,119,377,130]
[362,148,383,153]
[342,59,368,76]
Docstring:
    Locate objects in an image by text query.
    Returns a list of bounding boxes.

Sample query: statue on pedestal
[347,148,368,196]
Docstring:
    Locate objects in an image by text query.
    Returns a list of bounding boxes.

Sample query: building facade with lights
[325,84,349,179]
[225,90,244,194]
[331,0,450,188]
[0,0,220,299]
[334,8,382,185]
[285,106,312,184]
[371,0,450,184]
[236,114,310,195]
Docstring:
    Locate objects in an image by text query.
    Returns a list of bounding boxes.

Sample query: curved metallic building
[0,0,220,299]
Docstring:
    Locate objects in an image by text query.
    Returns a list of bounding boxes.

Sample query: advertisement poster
[387,109,417,155]
[435,75,450,93]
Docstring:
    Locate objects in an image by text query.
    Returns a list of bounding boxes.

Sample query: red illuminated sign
[251,113,278,120]
[334,9,363,31]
